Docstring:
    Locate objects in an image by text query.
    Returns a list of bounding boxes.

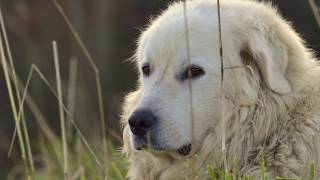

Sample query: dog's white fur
[121,0,320,179]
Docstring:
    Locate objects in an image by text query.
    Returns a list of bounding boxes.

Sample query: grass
[0,1,318,180]
[0,7,31,179]
[53,41,69,179]
[51,0,109,177]
[34,139,127,180]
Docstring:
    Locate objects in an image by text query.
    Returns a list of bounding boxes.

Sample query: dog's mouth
[132,135,193,157]
[176,144,192,156]
[134,141,192,156]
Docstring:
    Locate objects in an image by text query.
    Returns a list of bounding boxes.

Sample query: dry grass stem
[7,65,58,164]
[15,65,56,142]
[13,66,63,165]
[111,162,125,180]
[216,0,227,171]
[307,0,320,30]
[67,57,78,141]
[0,8,35,175]
[96,74,108,175]
[51,0,97,71]
[182,0,197,178]
[53,40,69,179]
[0,9,30,178]
[70,166,84,180]
[51,1,108,175]
[21,64,105,173]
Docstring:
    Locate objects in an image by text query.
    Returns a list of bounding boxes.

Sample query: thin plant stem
[96,74,108,174]
[19,64,106,174]
[67,57,78,145]
[11,66,56,143]
[216,0,227,172]
[51,1,108,177]
[0,14,30,179]
[0,8,35,175]
[53,41,69,179]
[111,162,125,180]
[307,0,320,30]
[182,0,196,178]
[7,64,61,166]
[70,166,84,180]
[8,64,114,167]
[7,65,60,169]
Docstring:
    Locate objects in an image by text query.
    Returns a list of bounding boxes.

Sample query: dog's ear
[240,33,292,94]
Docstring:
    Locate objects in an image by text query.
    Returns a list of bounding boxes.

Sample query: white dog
[121,0,320,179]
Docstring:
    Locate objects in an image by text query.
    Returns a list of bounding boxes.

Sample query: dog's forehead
[140,27,186,64]
[135,1,231,73]
[138,23,220,69]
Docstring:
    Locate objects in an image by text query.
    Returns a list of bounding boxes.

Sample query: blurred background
[0,0,320,179]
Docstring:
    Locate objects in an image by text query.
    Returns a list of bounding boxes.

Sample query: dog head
[123,0,310,159]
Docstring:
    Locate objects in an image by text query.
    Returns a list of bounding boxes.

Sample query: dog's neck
[149,86,320,178]
[195,84,320,173]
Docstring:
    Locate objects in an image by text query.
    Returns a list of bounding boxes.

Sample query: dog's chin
[134,142,193,159]
[132,135,199,159]
[167,143,194,159]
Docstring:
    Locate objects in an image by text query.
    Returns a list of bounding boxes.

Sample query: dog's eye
[190,65,205,78]
[142,64,151,76]
[182,65,205,80]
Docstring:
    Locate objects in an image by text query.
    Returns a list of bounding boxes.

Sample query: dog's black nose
[128,110,157,137]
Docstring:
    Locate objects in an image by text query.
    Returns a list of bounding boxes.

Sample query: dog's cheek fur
[121,88,142,125]
[121,88,152,179]
[121,88,142,156]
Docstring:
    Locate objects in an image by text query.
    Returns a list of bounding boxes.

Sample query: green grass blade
[207,165,216,180]
[261,158,265,180]
[309,163,316,180]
